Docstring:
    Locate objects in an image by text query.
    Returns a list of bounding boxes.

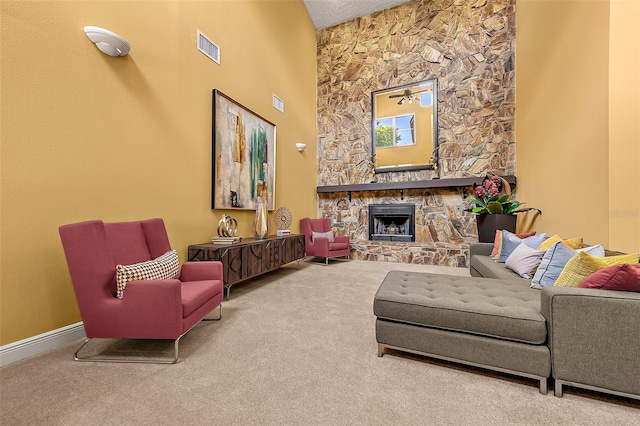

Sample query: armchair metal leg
[202,304,222,321]
[73,304,222,364]
[74,337,180,364]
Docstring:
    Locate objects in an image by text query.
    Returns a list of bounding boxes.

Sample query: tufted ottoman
[374,271,551,394]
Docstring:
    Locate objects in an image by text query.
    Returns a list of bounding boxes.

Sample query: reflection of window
[420,92,432,106]
[375,114,415,148]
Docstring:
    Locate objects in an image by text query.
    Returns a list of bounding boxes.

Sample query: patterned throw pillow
[311,231,334,243]
[554,252,640,288]
[115,250,181,299]
[504,243,546,278]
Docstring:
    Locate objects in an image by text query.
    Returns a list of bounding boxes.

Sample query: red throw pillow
[517,231,537,239]
[578,263,640,292]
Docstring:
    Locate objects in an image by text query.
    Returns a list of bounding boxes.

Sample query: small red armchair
[59,218,223,363]
[300,218,350,265]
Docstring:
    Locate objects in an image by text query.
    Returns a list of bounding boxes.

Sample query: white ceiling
[303,0,413,29]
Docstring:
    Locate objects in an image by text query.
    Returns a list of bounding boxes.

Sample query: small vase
[476,214,516,243]
[252,183,269,240]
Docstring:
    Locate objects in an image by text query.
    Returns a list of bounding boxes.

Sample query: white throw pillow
[578,243,605,257]
[505,243,546,279]
[311,231,334,243]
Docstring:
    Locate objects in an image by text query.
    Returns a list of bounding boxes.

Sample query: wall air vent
[197,30,220,64]
[273,94,284,113]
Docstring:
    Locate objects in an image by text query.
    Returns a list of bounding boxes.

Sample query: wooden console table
[188,234,305,299]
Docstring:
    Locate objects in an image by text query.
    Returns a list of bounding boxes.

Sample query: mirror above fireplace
[371,78,438,174]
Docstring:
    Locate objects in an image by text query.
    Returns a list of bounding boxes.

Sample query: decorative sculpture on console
[217,214,238,237]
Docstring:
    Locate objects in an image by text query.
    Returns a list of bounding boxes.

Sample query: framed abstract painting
[212,89,276,210]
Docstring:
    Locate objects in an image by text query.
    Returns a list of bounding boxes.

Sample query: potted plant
[471,175,521,243]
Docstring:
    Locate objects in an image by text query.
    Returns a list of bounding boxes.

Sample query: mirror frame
[371,78,438,174]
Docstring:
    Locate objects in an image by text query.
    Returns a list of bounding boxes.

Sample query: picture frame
[212,89,277,210]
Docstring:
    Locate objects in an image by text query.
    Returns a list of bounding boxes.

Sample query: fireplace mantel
[316,176,517,199]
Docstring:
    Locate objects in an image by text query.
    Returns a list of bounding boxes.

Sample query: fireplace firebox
[368,204,415,242]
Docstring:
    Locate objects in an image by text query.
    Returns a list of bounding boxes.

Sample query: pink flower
[475,186,487,199]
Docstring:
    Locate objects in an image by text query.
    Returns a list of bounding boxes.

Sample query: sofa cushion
[374,271,547,344]
[328,242,349,250]
[470,254,530,281]
[181,279,223,317]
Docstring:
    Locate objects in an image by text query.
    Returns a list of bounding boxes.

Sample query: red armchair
[300,218,350,265]
[58,218,223,363]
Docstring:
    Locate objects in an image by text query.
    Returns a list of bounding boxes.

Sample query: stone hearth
[319,188,478,267]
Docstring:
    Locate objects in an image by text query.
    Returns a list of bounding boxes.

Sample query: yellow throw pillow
[563,237,584,249]
[537,234,562,251]
[554,252,640,287]
[537,235,583,251]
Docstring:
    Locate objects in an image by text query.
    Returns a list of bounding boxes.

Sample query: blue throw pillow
[531,241,576,286]
[498,231,549,263]
[532,241,605,286]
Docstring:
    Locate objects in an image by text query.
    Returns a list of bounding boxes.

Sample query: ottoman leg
[377,343,384,357]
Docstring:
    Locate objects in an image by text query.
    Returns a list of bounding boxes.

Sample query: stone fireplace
[315,0,517,267]
[318,188,477,267]
[369,204,415,242]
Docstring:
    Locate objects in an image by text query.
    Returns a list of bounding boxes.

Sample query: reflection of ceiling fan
[389,88,432,105]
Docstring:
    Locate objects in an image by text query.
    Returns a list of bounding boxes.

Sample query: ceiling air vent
[197,30,220,64]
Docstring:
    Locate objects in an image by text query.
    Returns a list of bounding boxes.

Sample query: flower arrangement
[470,175,521,215]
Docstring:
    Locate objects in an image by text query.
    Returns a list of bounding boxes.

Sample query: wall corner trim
[0,322,86,367]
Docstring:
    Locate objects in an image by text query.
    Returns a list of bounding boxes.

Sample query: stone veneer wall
[316,0,516,266]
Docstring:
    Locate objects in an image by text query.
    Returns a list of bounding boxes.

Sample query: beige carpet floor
[1,260,639,425]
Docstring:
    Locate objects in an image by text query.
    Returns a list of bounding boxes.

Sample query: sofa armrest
[306,238,330,257]
[334,235,349,244]
[180,261,223,282]
[540,287,640,397]
[470,243,494,258]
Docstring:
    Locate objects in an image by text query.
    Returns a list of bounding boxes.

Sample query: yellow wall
[0,0,318,345]
[609,0,640,252]
[515,0,613,246]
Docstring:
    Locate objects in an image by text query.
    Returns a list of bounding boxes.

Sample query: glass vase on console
[252,181,269,240]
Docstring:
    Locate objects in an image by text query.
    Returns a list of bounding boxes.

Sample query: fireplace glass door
[368,204,415,242]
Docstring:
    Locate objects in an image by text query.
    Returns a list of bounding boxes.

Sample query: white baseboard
[0,322,86,367]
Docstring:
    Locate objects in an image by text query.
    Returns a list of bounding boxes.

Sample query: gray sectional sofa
[374,242,640,400]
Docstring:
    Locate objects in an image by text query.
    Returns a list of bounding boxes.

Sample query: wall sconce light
[295,143,307,152]
[84,26,130,57]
